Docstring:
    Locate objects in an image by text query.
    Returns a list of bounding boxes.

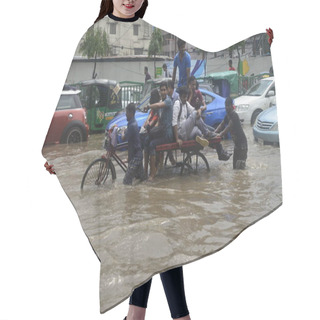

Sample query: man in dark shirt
[122,103,145,184]
[215,97,248,169]
[144,66,151,83]
[162,63,171,78]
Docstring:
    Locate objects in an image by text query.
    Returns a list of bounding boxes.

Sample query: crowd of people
[122,38,248,184]
[122,74,248,184]
[122,41,247,186]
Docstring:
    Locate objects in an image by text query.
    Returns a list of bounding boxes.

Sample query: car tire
[63,126,83,144]
[251,109,262,126]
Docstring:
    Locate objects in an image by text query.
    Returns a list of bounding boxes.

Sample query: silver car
[252,105,279,146]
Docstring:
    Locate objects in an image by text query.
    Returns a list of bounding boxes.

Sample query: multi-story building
[75,18,153,57]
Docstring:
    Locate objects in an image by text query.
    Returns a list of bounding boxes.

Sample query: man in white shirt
[166,80,179,165]
[172,86,215,148]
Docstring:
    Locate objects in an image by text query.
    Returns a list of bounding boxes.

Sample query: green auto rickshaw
[74,79,122,133]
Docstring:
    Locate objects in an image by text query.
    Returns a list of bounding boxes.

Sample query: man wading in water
[215,97,248,169]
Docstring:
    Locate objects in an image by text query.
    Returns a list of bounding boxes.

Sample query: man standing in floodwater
[122,103,145,184]
[215,97,248,169]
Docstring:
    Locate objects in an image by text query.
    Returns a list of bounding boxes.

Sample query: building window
[110,23,117,34]
[133,24,139,36]
[143,21,150,37]
[134,48,143,55]
[112,46,119,56]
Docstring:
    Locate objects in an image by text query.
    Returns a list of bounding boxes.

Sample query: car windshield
[246,80,272,96]
[56,94,81,110]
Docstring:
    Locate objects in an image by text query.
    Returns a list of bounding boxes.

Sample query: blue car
[252,105,279,145]
[107,89,226,143]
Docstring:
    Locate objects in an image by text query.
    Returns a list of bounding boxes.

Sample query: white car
[234,77,276,125]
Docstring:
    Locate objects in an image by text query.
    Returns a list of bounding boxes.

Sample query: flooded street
[42,124,282,312]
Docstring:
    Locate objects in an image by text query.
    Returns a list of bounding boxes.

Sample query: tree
[229,40,245,74]
[79,26,110,79]
[148,28,163,77]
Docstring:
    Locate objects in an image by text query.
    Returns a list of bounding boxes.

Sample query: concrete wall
[66,58,168,84]
[206,55,273,76]
[65,54,273,85]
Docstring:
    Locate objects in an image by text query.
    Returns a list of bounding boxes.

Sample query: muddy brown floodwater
[42,124,282,312]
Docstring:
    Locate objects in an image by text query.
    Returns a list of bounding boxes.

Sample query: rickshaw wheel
[180,151,210,175]
[81,158,116,191]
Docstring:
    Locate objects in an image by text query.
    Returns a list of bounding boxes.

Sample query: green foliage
[79,26,110,58]
[79,26,110,78]
[148,28,163,58]
[148,28,163,77]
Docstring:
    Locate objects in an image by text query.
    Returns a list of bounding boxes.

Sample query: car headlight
[271,123,278,131]
[236,104,250,112]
